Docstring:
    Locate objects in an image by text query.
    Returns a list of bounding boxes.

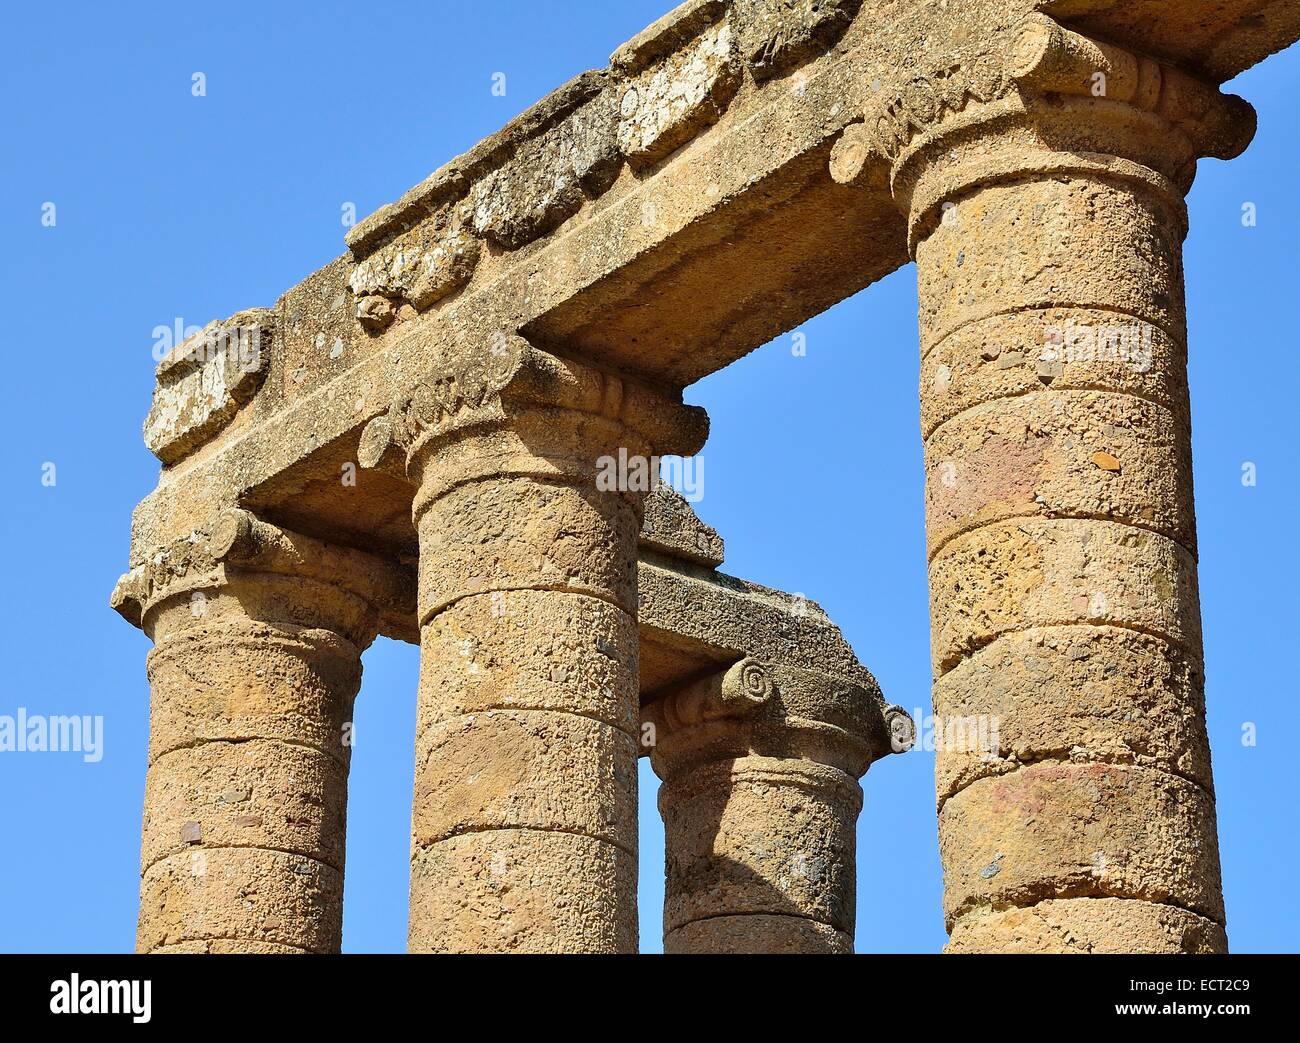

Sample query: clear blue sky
[2,2,1296,954]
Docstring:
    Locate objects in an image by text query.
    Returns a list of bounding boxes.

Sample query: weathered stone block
[616,13,740,168]
[919,307,1188,440]
[150,939,311,954]
[736,0,863,81]
[939,762,1224,926]
[932,625,1212,803]
[612,0,730,71]
[140,738,348,872]
[416,475,641,620]
[945,897,1227,954]
[409,830,636,954]
[344,166,467,258]
[641,482,725,566]
[666,915,853,954]
[470,72,621,249]
[417,588,639,735]
[348,197,480,315]
[137,847,342,953]
[661,756,861,934]
[143,309,273,464]
[928,517,1202,674]
[915,177,1186,348]
[923,391,1196,558]
[412,710,638,850]
[145,624,359,758]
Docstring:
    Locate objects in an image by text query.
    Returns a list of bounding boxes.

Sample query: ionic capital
[644,657,913,780]
[358,334,709,509]
[111,509,415,646]
[650,658,913,954]
[831,14,1256,252]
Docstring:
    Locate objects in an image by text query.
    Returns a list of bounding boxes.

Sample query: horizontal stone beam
[112,488,883,726]
[126,0,1297,567]
[1038,0,1300,83]
[636,553,870,688]
[128,0,905,561]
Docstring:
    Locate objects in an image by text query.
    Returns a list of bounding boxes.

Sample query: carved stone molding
[644,657,910,776]
[736,0,863,82]
[360,335,709,472]
[838,13,1256,252]
[615,8,741,168]
[470,72,622,248]
[342,0,875,290]
[854,14,1254,176]
[1008,14,1256,161]
[110,529,219,628]
[348,197,480,325]
[861,47,1009,165]
[112,509,417,645]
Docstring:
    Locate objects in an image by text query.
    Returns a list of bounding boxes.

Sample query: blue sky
[1,2,1296,954]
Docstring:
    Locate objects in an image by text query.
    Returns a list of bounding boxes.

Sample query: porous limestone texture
[143,310,273,465]
[946,897,1228,954]
[370,336,707,953]
[883,14,1253,952]
[646,659,910,953]
[114,0,1293,956]
[121,513,406,953]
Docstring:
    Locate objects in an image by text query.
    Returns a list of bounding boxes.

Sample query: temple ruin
[112,0,1299,953]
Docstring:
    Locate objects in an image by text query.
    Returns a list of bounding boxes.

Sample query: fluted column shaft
[875,16,1255,952]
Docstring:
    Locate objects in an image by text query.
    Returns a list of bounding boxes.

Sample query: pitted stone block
[616,11,740,168]
[946,897,1227,955]
[348,196,480,317]
[611,0,730,73]
[736,0,863,81]
[641,482,725,567]
[345,166,467,258]
[143,309,273,464]
[470,71,621,249]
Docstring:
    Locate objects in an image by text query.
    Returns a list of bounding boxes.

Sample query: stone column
[112,509,409,953]
[843,16,1255,952]
[646,659,909,953]
[364,335,706,953]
